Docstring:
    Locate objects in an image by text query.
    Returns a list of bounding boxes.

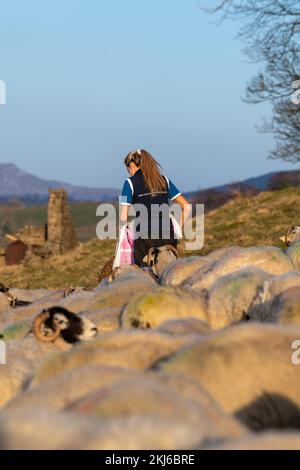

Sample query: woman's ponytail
[124,149,166,193]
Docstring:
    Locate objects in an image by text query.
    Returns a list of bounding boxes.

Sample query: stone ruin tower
[47,189,78,255]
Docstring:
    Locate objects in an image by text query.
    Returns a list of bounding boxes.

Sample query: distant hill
[1,163,300,207]
[188,170,300,211]
[0,163,119,202]
[187,171,280,199]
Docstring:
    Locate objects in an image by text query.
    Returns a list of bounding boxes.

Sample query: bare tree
[202,0,300,162]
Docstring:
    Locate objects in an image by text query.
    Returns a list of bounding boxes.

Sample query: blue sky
[0,0,294,192]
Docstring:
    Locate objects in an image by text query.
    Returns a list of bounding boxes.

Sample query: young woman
[120,149,191,266]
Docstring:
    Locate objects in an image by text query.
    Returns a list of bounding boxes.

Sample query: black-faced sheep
[143,245,179,279]
[0,283,33,309]
[32,307,98,344]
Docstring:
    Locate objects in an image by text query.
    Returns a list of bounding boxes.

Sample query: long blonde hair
[124,149,167,193]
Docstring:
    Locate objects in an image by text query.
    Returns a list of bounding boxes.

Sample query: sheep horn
[33,311,61,343]
[159,245,179,259]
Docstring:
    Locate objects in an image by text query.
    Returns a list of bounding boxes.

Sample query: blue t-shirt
[121,175,181,206]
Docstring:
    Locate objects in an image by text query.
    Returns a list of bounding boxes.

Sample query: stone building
[5,188,78,264]
[47,189,78,255]
[15,225,46,247]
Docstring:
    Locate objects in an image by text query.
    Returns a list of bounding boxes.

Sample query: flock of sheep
[0,228,300,449]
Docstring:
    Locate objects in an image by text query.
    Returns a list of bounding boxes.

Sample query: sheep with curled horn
[143,245,179,279]
[33,306,98,344]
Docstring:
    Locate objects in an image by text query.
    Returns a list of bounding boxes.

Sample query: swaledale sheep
[155,246,238,287]
[7,366,246,449]
[111,263,141,280]
[66,375,246,443]
[157,318,212,336]
[286,240,300,270]
[279,226,300,269]
[5,365,142,412]
[66,376,213,421]
[0,286,89,324]
[32,307,98,344]
[0,334,71,408]
[0,283,18,309]
[7,288,64,305]
[0,306,98,345]
[0,291,72,328]
[143,245,179,279]
[0,285,65,313]
[255,285,300,326]
[4,365,237,437]
[207,268,271,329]
[0,269,157,340]
[0,307,99,408]
[183,246,294,291]
[0,406,245,450]
[0,308,98,408]
[248,272,300,323]
[121,287,208,330]
[0,293,12,315]
[160,247,242,288]
[2,269,157,329]
[99,257,151,283]
[155,323,300,431]
[3,237,300,450]
[64,280,153,315]
[30,330,197,386]
[160,256,211,287]
[280,226,300,247]
[0,353,33,408]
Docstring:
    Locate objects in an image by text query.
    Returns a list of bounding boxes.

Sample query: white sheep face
[284,226,300,246]
[78,317,98,341]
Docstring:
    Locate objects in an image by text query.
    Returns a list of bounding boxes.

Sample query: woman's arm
[120,204,130,226]
[173,194,192,228]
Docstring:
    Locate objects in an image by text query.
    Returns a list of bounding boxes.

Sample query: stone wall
[16,225,46,247]
[47,189,78,255]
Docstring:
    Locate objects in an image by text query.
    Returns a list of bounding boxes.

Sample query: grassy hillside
[0,186,298,289]
[0,239,116,290]
[196,186,296,256]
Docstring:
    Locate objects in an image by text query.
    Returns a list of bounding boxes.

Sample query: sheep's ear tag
[279,236,286,242]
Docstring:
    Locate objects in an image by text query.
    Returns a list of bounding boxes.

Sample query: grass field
[0,186,297,289]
